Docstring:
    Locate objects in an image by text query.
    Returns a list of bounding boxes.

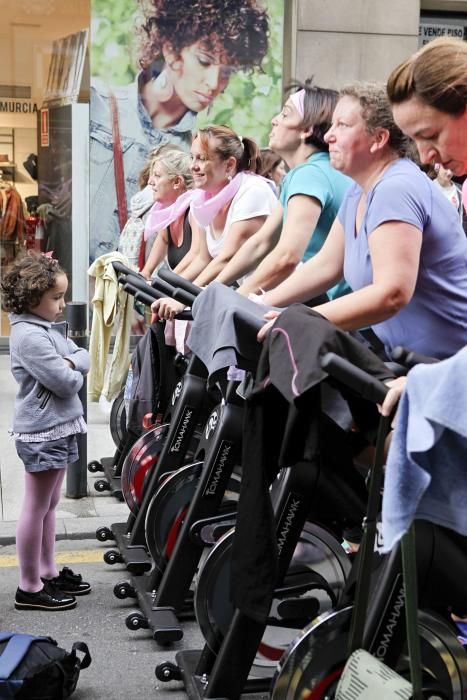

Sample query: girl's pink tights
[16,469,65,592]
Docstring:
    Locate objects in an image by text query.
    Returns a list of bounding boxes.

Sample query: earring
[153,69,174,103]
[170,59,183,72]
[227,174,232,182]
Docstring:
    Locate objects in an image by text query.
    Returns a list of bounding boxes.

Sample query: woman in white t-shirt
[152,125,277,319]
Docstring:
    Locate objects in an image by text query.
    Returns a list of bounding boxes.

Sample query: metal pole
[65,301,88,498]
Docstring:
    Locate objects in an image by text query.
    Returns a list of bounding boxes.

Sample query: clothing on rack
[0,182,25,263]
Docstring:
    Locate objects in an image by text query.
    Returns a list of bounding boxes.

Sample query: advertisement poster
[89,0,285,262]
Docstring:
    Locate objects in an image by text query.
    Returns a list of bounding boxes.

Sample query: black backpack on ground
[0,632,91,699]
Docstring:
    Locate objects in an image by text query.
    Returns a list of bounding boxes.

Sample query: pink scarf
[190,172,249,227]
[145,172,263,237]
[144,189,197,241]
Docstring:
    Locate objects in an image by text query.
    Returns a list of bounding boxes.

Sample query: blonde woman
[140,148,203,280]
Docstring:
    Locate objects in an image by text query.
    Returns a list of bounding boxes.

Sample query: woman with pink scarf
[140,149,203,280]
[152,124,277,319]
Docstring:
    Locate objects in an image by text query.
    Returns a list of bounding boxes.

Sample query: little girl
[1,252,91,611]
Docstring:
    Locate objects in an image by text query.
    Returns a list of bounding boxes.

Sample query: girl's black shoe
[42,566,91,596]
[15,582,77,611]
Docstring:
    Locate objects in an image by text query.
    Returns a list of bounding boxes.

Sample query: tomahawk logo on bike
[171,382,182,406]
[205,410,219,440]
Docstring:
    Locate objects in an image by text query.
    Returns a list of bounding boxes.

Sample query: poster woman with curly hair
[90,0,272,262]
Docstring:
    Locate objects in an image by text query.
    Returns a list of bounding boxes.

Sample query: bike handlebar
[321,352,388,404]
[151,275,196,307]
[123,283,158,309]
[111,261,198,307]
[121,280,193,321]
[157,266,201,299]
[111,260,144,279]
[150,276,177,298]
[118,270,163,299]
[391,346,438,368]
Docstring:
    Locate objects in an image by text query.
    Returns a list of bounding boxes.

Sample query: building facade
[286,0,467,86]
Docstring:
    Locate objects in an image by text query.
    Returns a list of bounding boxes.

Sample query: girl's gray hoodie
[9,313,90,433]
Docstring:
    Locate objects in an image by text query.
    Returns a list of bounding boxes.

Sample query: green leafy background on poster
[90,0,284,146]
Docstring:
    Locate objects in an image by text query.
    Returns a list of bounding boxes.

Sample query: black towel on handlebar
[231,305,395,623]
[264,305,393,406]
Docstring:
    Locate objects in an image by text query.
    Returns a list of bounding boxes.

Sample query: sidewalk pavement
[0,353,127,545]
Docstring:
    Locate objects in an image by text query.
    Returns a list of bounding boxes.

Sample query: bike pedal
[277,597,320,621]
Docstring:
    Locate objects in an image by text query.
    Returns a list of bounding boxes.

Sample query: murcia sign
[0,101,39,113]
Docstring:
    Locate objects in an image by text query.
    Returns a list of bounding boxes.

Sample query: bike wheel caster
[88,460,103,473]
[95,526,113,543]
[114,581,136,599]
[103,549,123,565]
[155,661,182,682]
[94,479,111,493]
[126,611,149,631]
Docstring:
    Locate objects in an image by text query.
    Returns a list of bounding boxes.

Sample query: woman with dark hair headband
[216,80,352,299]
[89,0,269,262]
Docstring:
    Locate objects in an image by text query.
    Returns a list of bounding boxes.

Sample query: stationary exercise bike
[112,271,246,641]
[154,293,385,696]
[88,264,185,500]
[87,382,128,500]
[96,269,214,577]
[112,271,352,651]
[271,353,467,699]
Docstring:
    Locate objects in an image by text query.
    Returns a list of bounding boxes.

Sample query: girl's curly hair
[1,252,65,314]
[137,0,269,71]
